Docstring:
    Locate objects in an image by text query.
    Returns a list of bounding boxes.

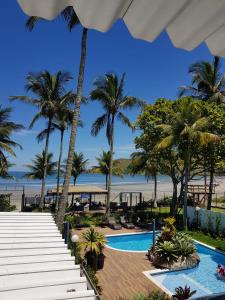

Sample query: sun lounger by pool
[108,216,122,230]
[120,216,135,229]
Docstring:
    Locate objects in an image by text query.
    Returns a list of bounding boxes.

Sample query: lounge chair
[108,216,122,230]
[120,216,135,229]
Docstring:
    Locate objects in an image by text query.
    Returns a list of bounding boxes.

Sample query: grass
[185,230,225,252]
[211,206,225,213]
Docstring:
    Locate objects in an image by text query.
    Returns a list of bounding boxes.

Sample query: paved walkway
[0,212,95,300]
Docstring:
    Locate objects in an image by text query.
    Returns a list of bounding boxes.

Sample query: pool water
[107,233,225,298]
[107,232,155,251]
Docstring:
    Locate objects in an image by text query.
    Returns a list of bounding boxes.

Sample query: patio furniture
[108,216,122,230]
[120,215,135,229]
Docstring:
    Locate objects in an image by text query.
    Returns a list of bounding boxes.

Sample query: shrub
[173,232,195,261]
[155,241,178,265]
[172,285,196,300]
[134,291,171,300]
[159,217,176,242]
[0,194,13,211]
[85,265,102,294]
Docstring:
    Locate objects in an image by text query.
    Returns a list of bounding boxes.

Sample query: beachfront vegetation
[10,71,73,208]
[134,96,225,226]
[69,152,89,186]
[24,151,57,180]
[90,72,144,216]
[92,150,123,189]
[0,106,23,178]
[26,7,89,228]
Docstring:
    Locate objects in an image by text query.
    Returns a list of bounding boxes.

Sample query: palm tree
[179,56,225,104]
[10,71,72,208]
[70,152,89,186]
[156,98,219,229]
[90,72,144,216]
[0,160,15,179]
[94,150,123,189]
[24,151,57,180]
[0,106,23,168]
[26,7,89,229]
[129,151,159,207]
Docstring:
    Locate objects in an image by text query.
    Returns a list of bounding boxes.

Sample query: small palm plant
[81,227,106,271]
[172,286,196,300]
[155,241,178,266]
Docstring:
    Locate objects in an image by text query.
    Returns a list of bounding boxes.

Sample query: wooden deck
[78,227,159,300]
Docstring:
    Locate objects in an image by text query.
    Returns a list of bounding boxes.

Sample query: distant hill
[88,158,131,174]
[114,158,131,173]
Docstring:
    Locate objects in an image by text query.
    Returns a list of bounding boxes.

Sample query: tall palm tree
[94,150,123,189]
[0,106,23,168]
[179,56,225,104]
[90,72,144,216]
[0,160,15,179]
[24,151,57,180]
[129,151,159,207]
[10,71,72,208]
[156,98,219,229]
[26,7,89,229]
[70,152,89,186]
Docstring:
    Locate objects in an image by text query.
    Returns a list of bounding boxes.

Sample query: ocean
[0,172,171,190]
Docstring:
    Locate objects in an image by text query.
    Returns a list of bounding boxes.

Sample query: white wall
[187,206,225,233]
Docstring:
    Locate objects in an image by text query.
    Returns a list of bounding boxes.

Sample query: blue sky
[1,1,223,171]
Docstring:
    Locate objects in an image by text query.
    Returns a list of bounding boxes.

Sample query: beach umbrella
[17,0,225,57]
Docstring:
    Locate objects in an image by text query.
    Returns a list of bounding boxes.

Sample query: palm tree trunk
[183,147,190,230]
[40,118,52,209]
[74,176,77,186]
[105,174,108,190]
[56,130,64,210]
[207,158,214,210]
[171,179,178,215]
[106,116,115,218]
[56,27,88,229]
[153,173,157,208]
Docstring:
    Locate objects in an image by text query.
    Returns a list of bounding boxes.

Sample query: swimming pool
[107,233,225,299]
[107,232,155,252]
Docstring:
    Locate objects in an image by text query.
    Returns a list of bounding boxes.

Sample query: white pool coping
[105,231,159,253]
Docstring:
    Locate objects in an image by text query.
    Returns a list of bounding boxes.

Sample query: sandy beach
[3,176,225,211]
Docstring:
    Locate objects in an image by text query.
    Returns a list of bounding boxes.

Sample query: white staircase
[0,212,96,300]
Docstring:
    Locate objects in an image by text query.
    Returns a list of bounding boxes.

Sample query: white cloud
[14,129,37,137]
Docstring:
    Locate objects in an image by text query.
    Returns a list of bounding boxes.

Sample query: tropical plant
[159,217,176,242]
[26,7,89,229]
[173,232,195,262]
[90,72,144,216]
[24,151,57,180]
[156,97,219,229]
[172,285,196,300]
[69,152,89,185]
[10,71,72,208]
[81,226,106,255]
[133,292,171,300]
[94,150,123,189]
[155,241,178,265]
[0,106,23,170]
[0,160,14,179]
[179,56,225,104]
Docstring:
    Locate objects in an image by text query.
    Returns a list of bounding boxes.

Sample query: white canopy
[17,0,225,57]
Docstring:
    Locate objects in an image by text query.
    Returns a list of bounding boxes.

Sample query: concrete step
[0,232,61,238]
[0,237,64,243]
[0,261,77,275]
[0,241,66,250]
[0,228,59,233]
[0,264,80,276]
[0,254,74,266]
[0,277,87,300]
[0,212,52,216]
[0,247,70,257]
[24,290,96,300]
[0,267,81,287]
[0,223,56,227]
